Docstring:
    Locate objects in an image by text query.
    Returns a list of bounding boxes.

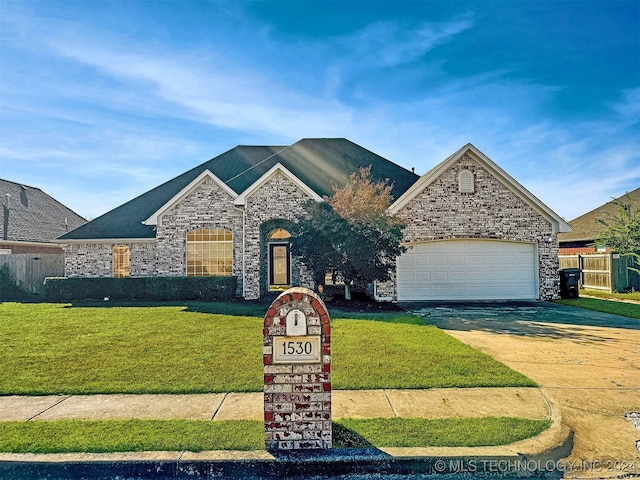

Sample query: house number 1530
[282,340,313,355]
[273,336,321,364]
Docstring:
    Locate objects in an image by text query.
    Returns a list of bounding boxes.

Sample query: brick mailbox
[263,287,332,451]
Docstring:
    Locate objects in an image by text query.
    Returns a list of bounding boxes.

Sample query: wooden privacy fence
[559,252,640,293]
[0,253,64,296]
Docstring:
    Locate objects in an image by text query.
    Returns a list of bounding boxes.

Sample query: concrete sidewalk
[0,387,571,458]
[0,387,550,422]
[0,387,573,479]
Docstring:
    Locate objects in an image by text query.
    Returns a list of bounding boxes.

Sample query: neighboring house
[1,179,86,254]
[558,187,640,254]
[59,138,571,301]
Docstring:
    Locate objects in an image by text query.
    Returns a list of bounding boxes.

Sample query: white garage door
[396,240,537,301]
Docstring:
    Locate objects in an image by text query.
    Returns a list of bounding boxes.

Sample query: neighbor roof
[558,187,640,243]
[1,179,86,243]
[59,138,419,240]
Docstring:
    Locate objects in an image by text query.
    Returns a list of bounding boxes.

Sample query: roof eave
[389,143,572,234]
[57,237,156,244]
[233,163,323,206]
[143,169,238,226]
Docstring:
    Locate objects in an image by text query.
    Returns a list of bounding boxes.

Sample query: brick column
[263,287,332,451]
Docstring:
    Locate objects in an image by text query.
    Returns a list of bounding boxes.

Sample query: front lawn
[0,302,534,394]
[555,295,640,320]
[0,418,551,453]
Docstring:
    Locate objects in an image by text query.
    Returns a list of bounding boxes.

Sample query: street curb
[0,397,573,479]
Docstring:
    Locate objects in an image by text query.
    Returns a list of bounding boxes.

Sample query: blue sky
[1,0,638,221]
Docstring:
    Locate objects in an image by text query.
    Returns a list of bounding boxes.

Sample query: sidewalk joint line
[176,450,185,475]
[211,393,228,420]
[538,389,554,421]
[27,395,72,421]
[383,390,398,417]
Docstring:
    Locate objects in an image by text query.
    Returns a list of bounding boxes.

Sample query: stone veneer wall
[394,154,560,300]
[155,176,243,294]
[244,171,316,300]
[63,241,156,278]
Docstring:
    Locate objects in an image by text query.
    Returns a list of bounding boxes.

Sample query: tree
[596,195,640,275]
[328,166,394,225]
[290,167,406,299]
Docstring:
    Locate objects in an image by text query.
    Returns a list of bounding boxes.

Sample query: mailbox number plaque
[273,336,321,364]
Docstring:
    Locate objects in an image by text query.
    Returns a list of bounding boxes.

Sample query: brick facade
[243,171,316,300]
[63,170,318,299]
[62,150,563,301]
[155,176,243,297]
[64,242,156,278]
[393,154,560,300]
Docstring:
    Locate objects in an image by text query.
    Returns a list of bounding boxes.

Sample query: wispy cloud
[338,14,474,68]
[1,2,637,221]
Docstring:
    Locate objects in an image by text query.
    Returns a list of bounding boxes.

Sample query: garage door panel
[397,240,536,300]
[414,271,431,282]
[432,271,449,282]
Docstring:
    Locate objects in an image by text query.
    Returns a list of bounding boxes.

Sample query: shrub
[0,265,31,301]
[44,276,237,302]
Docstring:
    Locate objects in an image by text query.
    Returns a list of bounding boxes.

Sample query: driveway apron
[403,301,640,479]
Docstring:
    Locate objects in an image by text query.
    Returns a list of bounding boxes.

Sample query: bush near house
[0,266,31,301]
[44,276,237,302]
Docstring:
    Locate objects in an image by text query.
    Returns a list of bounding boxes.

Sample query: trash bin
[559,268,581,299]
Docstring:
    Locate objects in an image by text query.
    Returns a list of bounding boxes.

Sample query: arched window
[269,228,291,239]
[186,228,233,276]
[458,169,475,193]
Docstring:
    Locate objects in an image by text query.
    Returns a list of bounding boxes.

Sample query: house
[558,187,640,254]
[59,138,571,301]
[1,179,86,254]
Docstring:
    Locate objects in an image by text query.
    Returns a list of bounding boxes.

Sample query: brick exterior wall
[63,242,156,278]
[153,176,244,295]
[243,171,316,300]
[63,153,560,300]
[63,171,318,299]
[393,154,560,300]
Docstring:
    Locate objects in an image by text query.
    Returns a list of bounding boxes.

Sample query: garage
[396,239,537,301]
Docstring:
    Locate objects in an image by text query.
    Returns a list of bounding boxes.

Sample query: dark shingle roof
[1,179,86,243]
[558,187,640,243]
[60,138,420,240]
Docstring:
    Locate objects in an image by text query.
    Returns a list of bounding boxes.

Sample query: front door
[269,243,290,290]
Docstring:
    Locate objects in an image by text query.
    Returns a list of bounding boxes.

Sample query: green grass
[555,295,640,320]
[0,418,551,453]
[335,417,552,448]
[0,420,262,453]
[0,303,533,394]
[331,316,532,389]
[579,289,640,302]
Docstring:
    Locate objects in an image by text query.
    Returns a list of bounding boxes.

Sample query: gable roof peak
[389,144,571,234]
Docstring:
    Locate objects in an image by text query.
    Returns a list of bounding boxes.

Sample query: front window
[186,228,233,276]
[113,245,130,278]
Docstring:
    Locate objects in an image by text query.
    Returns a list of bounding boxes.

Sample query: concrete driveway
[402,301,640,479]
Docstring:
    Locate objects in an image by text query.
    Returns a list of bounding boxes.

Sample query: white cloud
[339,14,474,68]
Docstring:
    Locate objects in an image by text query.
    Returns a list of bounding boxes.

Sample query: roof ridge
[222,145,291,184]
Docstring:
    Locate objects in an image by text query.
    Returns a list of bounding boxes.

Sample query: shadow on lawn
[332,423,377,449]
[403,301,640,344]
[65,297,420,325]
